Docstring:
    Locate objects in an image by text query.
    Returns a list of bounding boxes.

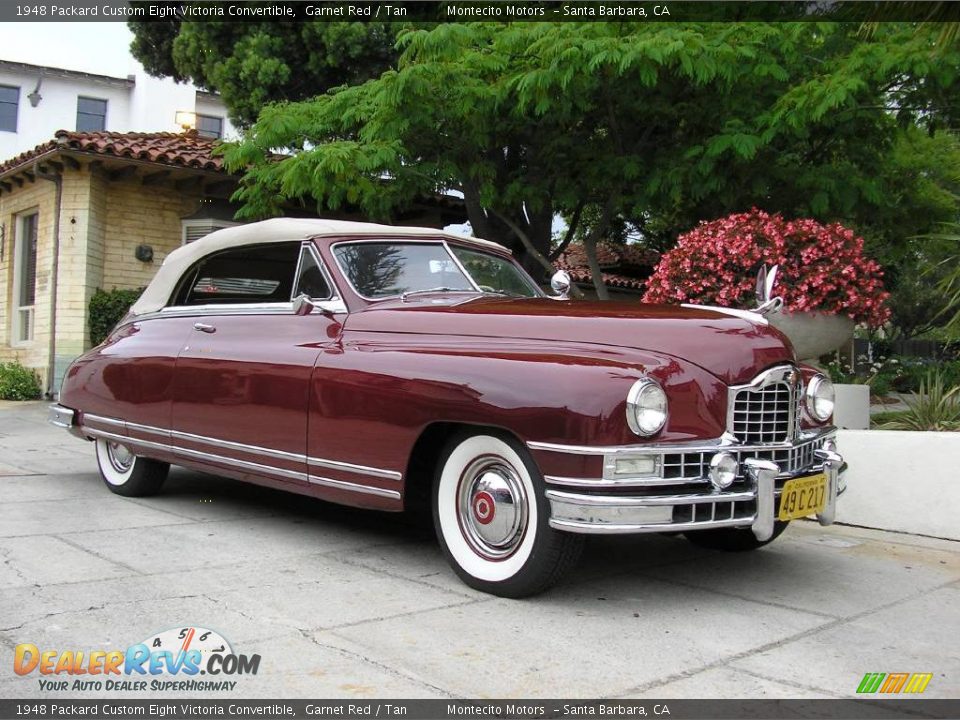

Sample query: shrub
[876,370,960,431]
[643,209,891,327]
[0,361,42,401]
[89,287,144,347]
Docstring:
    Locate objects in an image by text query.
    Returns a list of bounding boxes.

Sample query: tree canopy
[215,22,959,297]
[128,19,397,126]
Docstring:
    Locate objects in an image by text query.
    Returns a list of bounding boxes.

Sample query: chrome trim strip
[545,474,709,488]
[125,421,170,437]
[306,474,401,500]
[307,457,402,481]
[81,416,401,494]
[83,413,126,429]
[93,416,399,480]
[173,444,309,483]
[90,428,397,499]
[549,516,753,535]
[546,489,756,507]
[172,428,302,463]
[85,427,169,454]
[528,426,836,456]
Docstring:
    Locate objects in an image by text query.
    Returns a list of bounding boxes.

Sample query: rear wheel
[95,438,169,497]
[684,520,789,552]
[433,432,582,598]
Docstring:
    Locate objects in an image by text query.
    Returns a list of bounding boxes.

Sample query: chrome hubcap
[107,441,135,473]
[457,456,528,560]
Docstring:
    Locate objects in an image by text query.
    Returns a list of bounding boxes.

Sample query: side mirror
[550,270,572,299]
[292,293,316,316]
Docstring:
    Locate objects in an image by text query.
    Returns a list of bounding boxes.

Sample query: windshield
[333,241,541,300]
[449,246,540,298]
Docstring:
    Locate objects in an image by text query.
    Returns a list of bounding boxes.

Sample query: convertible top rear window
[174,242,301,306]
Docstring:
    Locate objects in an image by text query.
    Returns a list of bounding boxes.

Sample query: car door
[168,241,344,485]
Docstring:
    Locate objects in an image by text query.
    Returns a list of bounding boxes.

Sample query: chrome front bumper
[539,429,846,538]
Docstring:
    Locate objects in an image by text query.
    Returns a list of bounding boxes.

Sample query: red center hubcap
[472,491,495,525]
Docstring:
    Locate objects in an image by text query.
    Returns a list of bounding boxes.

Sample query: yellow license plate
[778,473,827,521]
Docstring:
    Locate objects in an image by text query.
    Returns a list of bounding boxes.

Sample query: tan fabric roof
[131,218,508,315]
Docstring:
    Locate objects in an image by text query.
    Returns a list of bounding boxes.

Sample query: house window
[196,114,223,140]
[0,85,18,132]
[12,212,39,345]
[76,97,107,131]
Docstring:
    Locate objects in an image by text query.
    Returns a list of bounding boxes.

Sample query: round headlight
[626,378,668,436]
[805,374,835,422]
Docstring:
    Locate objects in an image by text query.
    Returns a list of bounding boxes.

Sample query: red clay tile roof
[0,130,226,177]
[555,242,659,292]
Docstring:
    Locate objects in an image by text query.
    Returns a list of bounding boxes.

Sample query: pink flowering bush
[642,209,891,327]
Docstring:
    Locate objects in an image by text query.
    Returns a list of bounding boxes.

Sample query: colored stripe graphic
[857,673,886,693]
[904,673,933,694]
[880,673,909,693]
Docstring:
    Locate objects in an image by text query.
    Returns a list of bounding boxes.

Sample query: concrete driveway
[1,401,958,700]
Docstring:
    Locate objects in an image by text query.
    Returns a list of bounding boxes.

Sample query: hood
[345,297,795,385]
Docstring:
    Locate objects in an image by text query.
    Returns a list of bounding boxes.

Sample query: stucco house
[0,129,465,395]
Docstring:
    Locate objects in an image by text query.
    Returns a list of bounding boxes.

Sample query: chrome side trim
[80,416,402,496]
[173,445,309,483]
[85,427,169,454]
[307,457,402,481]
[83,413,126,429]
[171,428,302,463]
[527,426,835,456]
[306,474,401,500]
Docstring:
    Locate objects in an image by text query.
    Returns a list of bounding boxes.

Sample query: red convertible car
[50,218,845,597]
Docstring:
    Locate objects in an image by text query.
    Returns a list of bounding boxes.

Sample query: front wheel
[95,438,169,497]
[684,520,790,552]
[433,432,583,598]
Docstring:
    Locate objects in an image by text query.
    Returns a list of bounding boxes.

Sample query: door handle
[193,322,216,333]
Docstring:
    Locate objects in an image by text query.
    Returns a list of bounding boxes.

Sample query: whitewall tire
[433,432,583,597]
[95,438,169,497]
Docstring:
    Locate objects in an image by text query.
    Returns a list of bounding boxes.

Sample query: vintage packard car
[50,218,846,597]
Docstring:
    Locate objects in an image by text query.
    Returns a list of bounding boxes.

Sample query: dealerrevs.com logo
[14,626,260,692]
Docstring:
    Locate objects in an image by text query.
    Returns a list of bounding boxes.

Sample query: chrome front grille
[727,365,802,444]
[732,382,794,443]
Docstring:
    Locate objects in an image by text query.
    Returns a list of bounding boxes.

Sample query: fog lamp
[709,452,739,489]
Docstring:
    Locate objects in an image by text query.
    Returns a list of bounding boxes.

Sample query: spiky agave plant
[878,370,960,431]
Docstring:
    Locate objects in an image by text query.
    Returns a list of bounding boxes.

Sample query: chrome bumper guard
[545,432,846,537]
[48,404,85,439]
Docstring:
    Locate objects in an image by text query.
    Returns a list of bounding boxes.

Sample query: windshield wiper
[400,287,478,302]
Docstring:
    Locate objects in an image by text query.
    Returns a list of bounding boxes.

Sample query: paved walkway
[1,402,958,699]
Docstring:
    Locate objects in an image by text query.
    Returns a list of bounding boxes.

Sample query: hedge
[89,287,145,347]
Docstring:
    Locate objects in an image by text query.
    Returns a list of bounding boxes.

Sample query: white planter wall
[833,384,870,429]
[837,429,960,540]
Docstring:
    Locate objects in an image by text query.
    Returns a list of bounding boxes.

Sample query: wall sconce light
[175,111,197,131]
[135,244,154,263]
[28,74,43,107]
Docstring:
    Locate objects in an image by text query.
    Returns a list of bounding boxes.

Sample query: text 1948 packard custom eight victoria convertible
[50,218,846,597]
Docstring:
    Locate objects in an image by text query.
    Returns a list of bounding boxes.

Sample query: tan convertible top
[130,218,507,315]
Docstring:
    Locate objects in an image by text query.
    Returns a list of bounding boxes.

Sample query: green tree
[219,22,960,298]
[128,19,397,127]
